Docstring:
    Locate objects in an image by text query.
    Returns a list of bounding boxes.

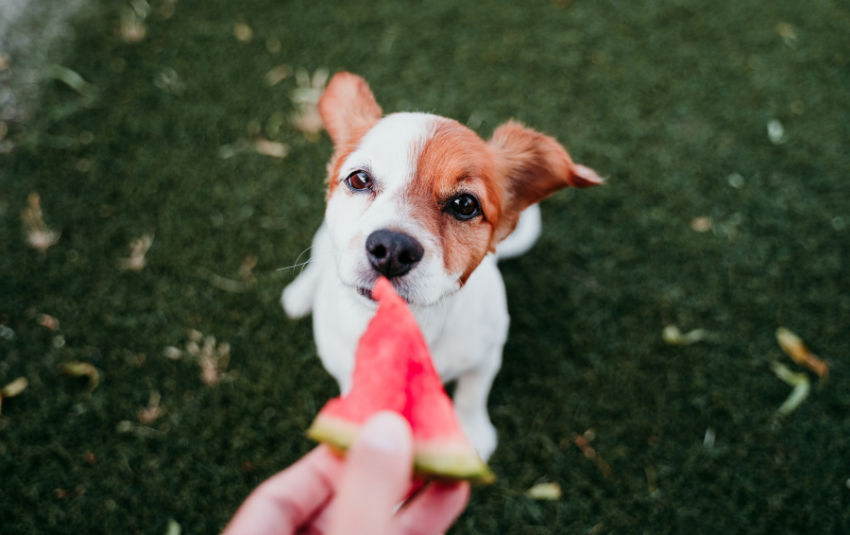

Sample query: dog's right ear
[319,72,383,149]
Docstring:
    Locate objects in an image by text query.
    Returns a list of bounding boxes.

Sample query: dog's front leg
[452,349,501,461]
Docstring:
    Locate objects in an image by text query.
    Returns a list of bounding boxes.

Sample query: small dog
[282,72,602,459]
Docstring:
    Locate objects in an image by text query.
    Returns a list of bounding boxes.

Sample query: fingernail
[359,412,408,453]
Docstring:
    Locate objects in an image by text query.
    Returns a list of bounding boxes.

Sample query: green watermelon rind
[307,415,495,484]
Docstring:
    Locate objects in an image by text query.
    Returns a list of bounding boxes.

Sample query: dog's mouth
[356,283,413,304]
[356,286,375,301]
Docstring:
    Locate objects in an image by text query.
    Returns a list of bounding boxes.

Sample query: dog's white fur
[282,73,601,460]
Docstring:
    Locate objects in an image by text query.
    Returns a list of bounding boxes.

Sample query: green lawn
[1,0,849,533]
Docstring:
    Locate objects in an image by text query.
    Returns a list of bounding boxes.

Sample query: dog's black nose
[366,230,424,279]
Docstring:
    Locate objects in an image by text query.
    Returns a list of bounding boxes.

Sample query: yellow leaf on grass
[776,328,828,378]
[1,377,28,398]
[526,482,561,500]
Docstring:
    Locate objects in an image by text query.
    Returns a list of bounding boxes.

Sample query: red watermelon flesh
[306,277,494,483]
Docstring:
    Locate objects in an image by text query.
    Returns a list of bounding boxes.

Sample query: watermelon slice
[307,277,494,483]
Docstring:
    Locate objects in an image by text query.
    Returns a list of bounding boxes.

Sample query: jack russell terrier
[282,72,602,460]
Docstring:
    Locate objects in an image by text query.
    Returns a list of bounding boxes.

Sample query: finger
[222,446,345,535]
[326,411,414,535]
[393,481,470,535]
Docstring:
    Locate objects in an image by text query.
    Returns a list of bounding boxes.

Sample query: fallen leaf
[139,391,164,423]
[767,119,785,144]
[292,106,323,141]
[187,329,204,343]
[690,217,712,232]
[662,325,706,345]
[776,327,828,378]
[526,482,561,500]
[770,361,810,416]
[0,53,9,71]
[776,22,798,47]
[266,38,281,53]
[265,64,292,87]
[234,22,253,43]
[117,232,154,271]
[37,313,60,330]
[121,7,147,43]
[727,173,745,188]
[160,0,177,19]
[1,377,28,398]
[254,138,289,158]
[291,68,329,140]
[153,68,185,95]
[0,377,28,415]
[61,361,100,392]
[199,336,232,386]
[21,193,61,252]
[238,255,259,283]
[165,518,182,535]
[645,465,659,495]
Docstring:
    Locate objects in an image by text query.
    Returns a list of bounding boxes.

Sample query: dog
[282,72,602,460]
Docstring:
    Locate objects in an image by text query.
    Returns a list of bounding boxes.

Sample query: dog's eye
[346,171,373,191]
[448,194,480,220]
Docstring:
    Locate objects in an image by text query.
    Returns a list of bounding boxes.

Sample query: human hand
[222,411,470,535]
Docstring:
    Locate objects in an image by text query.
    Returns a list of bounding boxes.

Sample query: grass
[1,0,849,533]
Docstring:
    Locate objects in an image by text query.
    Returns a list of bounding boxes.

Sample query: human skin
[222,412,470,535]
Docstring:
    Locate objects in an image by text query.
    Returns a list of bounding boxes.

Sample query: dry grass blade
[573,434,613,478]
[21,193,60,252]
[770,361,810,416]
[662,325,706,345]
[45,64,98,98]
[61,361,100,392]
[138,391,164,423]
[776,327,828,378]
[196,267,250,293]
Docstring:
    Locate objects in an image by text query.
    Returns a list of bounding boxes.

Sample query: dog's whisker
[276,245,317,271]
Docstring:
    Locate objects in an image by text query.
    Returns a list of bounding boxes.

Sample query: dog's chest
[312,256,509,388]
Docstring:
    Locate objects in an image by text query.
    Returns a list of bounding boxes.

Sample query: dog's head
[319,72,602,305]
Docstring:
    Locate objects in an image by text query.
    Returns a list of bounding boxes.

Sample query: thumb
[326,411,413,535]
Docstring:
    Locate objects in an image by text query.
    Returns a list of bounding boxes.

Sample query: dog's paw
[281,281,313,319]
[458,412,498,461]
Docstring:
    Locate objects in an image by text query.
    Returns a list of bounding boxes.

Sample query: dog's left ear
[319,72,383,149]
[487,120,603,246]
